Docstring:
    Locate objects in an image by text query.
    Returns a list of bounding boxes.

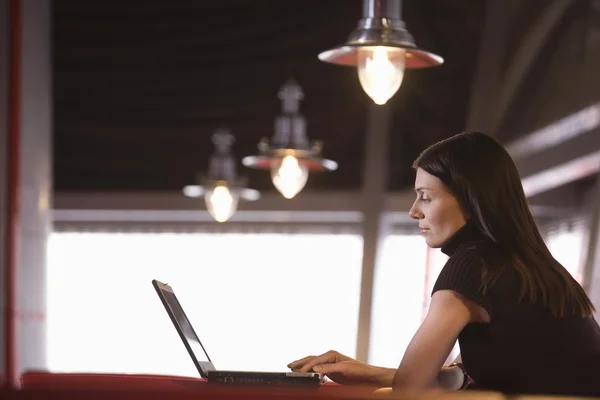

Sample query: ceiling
[52,0,486,193]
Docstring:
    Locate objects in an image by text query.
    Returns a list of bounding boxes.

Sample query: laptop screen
[160,288,211,365]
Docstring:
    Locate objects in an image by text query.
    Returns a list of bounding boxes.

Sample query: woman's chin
[424,236,442,249]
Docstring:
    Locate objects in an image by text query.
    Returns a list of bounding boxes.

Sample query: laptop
[152,279,324,386]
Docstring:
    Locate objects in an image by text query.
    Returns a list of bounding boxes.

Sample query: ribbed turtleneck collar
[440,220,485,257]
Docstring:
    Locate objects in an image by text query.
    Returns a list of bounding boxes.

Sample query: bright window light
[46,232,363,376]
[545,224,585,283]
[369,235,429,367]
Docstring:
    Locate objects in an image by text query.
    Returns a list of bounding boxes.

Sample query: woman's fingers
[287,355,316,370]
[298,351,340,372]
[288,350,342,372]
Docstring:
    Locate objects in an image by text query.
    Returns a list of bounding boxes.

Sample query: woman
[288,132,600,397]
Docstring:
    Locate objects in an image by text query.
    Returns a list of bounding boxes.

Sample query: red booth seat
[15,371,518,400]
[19,370,208,392]
[17,371,384,399]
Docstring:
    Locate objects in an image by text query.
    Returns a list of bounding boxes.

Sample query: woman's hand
[287,350,394,386]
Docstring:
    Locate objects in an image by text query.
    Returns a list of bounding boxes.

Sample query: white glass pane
[368,235,428,367]
[47,232,363,376]
[545,225,585,283]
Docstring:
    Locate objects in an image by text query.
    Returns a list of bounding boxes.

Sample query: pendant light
[242,79,337,199]
[183,129,260,222]
[318,0,443,105]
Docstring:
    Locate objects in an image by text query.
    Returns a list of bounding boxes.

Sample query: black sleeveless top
[432,222,600,397]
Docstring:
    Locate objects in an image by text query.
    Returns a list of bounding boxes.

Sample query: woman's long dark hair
[414,131,594,317]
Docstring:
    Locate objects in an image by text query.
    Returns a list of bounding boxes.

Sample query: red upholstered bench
[9,373,522,400]
[18,371,382,399]
[19,371,207,392]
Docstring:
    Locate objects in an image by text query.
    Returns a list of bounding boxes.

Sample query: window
[369,236,457,367]
[368,235,429,367]
[47,232,363,376]
[545,222,586,283]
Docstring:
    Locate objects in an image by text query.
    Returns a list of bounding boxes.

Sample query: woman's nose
[409,203,422,220]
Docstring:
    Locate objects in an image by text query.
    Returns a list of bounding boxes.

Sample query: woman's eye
[421,197,431,203]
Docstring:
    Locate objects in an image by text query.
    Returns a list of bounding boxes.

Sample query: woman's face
[409,168,467,248]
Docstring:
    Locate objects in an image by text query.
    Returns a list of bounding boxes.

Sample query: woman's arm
[289,353,465,389]
[391,290,484,391]
[289,294,485,391]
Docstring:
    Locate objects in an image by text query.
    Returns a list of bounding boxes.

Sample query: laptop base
[207,371,322,387]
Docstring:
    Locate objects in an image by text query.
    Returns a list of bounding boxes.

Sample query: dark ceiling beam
[505,102,600,159]
[53,190,415,214]
[520,146,600,198]
[506,102,600,197]
[487,0,577,136]
[465,0,509,133]
[52,208,364,225]
[53,188,580,222]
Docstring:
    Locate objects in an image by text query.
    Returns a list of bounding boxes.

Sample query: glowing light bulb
[270,155,309,199]
[204,182,239,222]
[357,46,406,105]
